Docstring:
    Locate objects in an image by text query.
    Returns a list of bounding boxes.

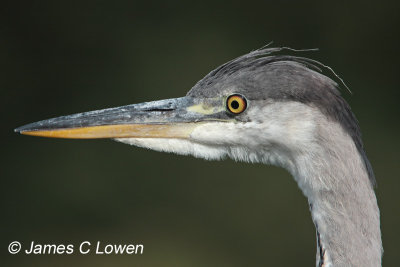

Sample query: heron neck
[288,126,382,266]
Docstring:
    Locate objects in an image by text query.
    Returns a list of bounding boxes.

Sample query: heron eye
[226,94,247,114]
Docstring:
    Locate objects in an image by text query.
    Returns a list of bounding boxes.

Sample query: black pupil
[231,100,240,109]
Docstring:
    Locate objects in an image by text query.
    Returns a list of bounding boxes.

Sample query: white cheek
[190,122,242,145]
[252,102,318,148]
[115,138,227,161]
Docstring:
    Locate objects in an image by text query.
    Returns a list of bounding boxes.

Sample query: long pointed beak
[15,97,226,139]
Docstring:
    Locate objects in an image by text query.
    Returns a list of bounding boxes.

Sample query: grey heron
[15,47,382,266]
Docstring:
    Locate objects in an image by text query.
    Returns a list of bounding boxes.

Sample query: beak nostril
[143,108,175,112]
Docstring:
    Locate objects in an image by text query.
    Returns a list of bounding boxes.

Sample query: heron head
[15,47,373,181]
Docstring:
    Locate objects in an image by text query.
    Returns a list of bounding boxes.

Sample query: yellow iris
[227,94,247,114]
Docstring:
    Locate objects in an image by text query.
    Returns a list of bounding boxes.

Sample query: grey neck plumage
[286,121,382,266]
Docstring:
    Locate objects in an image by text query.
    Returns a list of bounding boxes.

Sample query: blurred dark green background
[2,1,399,266]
